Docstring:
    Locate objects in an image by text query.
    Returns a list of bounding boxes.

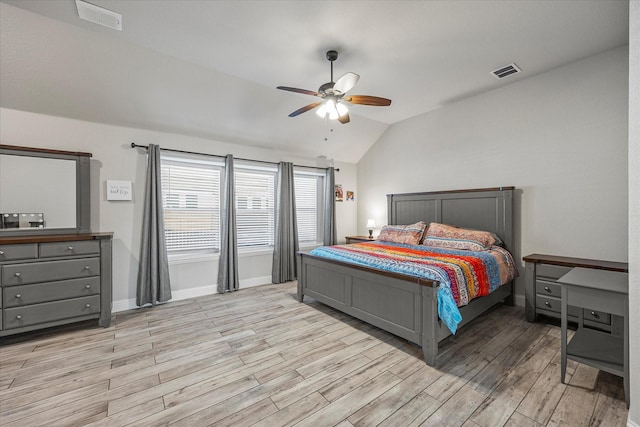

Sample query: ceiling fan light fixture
[336,103,349,117]
[316,103,327,118]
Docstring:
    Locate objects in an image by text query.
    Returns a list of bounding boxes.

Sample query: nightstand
[558,267,629,408]
[345,236,375,244]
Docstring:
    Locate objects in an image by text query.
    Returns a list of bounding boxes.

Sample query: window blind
[160,157,222,253]
[235,168,275,248]
[294,174,321,244]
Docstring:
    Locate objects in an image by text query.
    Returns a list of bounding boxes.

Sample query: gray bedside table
[558,267,629,408]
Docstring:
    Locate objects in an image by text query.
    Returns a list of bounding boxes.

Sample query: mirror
[0,145,91,236]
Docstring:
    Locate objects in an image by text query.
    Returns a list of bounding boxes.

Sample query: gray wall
[357,46,629,306]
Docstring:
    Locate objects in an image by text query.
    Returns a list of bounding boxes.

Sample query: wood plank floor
[0,282,628,426]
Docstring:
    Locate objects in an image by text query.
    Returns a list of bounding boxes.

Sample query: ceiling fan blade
[333,72,360,94]
[277,86,320,97]
[337,112,350,124]
[344,95,392,106]
[288,102,323,117]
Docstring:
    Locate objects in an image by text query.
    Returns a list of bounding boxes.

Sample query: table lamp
[366,219,376,239]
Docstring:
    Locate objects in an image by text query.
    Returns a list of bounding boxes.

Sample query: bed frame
[297,187,515,366]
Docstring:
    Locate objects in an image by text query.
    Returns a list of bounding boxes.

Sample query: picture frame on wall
[346,190,354,201]
[335,184,343,202]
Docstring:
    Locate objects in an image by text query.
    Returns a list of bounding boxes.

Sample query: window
[295,171,324,246]
[235,165,276,248]
[160,156,222,254]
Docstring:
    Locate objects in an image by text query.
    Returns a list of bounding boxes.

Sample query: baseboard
[112,276,273,313]
[628,417,639,427]
[514,294,525,307]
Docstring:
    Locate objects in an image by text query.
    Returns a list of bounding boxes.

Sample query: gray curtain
[272,162,298,283]
[136,144,172,306]
[323,166,337,245]
[217,154,239,293]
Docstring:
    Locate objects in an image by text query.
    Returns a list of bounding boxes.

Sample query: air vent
[75,0,122,31]
[491,63,521,79]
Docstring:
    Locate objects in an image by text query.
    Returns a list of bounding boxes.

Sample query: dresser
[523,253,628,332]
[0,233,113,336]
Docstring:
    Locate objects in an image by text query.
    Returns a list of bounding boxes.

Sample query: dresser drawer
[0,244,38,261]
[1,258,100,286]
[39,240,100,258]
[536,279,561,298]
[3,295,100,329]
[3,277,100,307]
[536,264,572,281]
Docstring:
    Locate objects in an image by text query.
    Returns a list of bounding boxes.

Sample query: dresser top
[0,232,113,245]
[523,253,628,272]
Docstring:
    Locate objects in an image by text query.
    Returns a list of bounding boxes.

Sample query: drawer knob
[85,284,91,289]
[0,250,4,255]
[15,294,22,299]
[85,303,91,308]
[590,311,600,319]
[84,265,91,270]
[544,286,551,292]
[68,246,74,251]
[544,301,551,307]
[14,272,21,278]
[16,315,22,320]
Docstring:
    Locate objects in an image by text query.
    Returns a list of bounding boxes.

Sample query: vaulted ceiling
[0,1,629,163]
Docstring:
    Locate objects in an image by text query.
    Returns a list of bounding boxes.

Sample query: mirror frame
[0,144,92,236]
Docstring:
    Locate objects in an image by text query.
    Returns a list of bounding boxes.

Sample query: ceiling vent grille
[491,63,521,79]
[75,0,122,31]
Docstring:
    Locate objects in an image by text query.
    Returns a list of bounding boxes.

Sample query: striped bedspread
[309,241,518,333]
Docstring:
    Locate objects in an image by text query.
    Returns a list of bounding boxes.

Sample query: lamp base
[368,229,373,239]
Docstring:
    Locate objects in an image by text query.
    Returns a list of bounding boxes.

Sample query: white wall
[357,46,629,305]
[628,0,639,424]
[0,108,358,310]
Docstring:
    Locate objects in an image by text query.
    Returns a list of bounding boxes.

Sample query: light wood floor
[0,282,628,427]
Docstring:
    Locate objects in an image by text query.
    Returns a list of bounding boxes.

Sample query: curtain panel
[272,162,299,283]
[323,166,337,245]
[136,144,172,306]
[218,154,239,293]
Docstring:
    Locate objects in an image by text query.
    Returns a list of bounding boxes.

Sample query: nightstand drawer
[583,308,611,325]
[3,277,100,307]
[3,295,101,329]
[1,258,100,286]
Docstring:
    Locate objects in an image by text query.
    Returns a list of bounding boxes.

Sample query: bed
[297,187,516,366]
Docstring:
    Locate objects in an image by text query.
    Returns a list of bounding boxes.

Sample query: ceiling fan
[277,50,392,124]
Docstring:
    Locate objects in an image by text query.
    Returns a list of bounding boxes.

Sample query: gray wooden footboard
[298,252,513,366]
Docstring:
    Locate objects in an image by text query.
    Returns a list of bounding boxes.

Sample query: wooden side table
[558,267,629,408]
[345,236,376,244]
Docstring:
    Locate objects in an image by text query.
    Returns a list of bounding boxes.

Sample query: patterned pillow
[422,222,497,251]
[376,221,427,245]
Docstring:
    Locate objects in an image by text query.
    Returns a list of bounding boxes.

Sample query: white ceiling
[0,0,629,163]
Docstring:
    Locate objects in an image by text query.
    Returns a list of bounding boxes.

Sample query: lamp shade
[366,219,376,229]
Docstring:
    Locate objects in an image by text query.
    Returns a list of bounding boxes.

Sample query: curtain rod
[130,143,339,172]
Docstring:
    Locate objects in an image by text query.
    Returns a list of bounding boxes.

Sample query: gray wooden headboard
[387,187,514,251]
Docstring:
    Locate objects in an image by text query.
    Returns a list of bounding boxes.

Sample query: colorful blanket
[309,241,518,334]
